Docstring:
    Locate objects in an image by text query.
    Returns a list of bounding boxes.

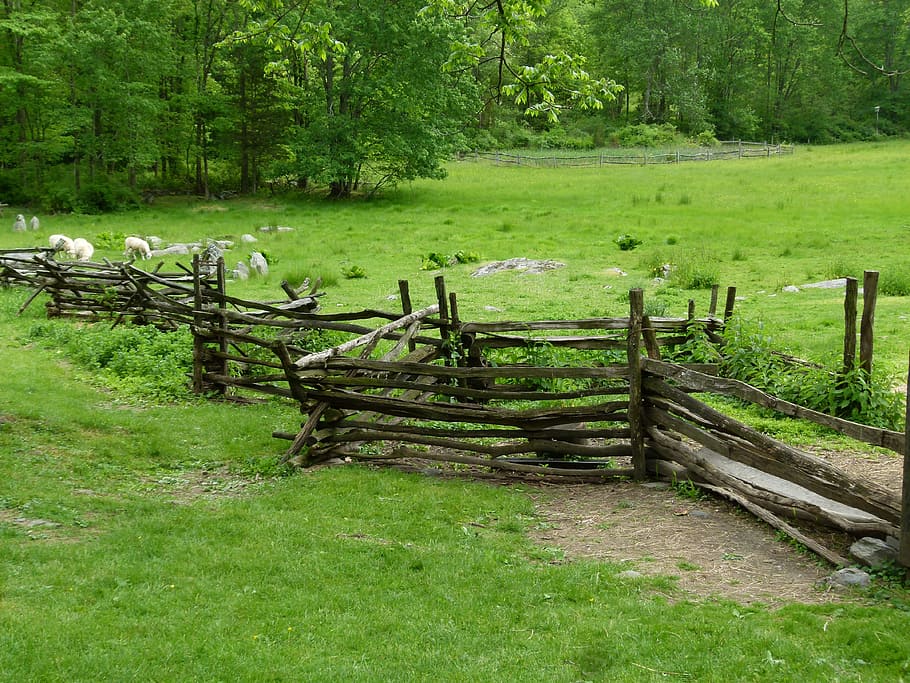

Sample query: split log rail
[3,248,909,566]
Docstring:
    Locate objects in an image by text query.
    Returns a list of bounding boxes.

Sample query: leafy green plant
[879,269,910,296]
[94,231,129,250]
[615,233,642,251]
[26,320,194,402]
[341,264,367,279]
[420,250,480,270]
[670,476,706,501]
[719,320,905,430]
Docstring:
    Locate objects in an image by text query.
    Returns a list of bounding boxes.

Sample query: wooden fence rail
[4,249,909,567]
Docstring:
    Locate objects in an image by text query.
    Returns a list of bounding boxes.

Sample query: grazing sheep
[72,237,94,262]
[13,214,26,232]
[48,234,76,258]
[249,251,269,276]
[124,236,152,260]
[29,215,39,231]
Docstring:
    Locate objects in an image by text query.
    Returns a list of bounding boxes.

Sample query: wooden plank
[331,419,631,440]
[290,388,629,427]
[627,288,646,480]
[643,377,901,524]
[901,351,910,569]
[642,358,904,454]
[308,374,626,402]
[859,270,878,374]
[843,276,858,373]
[293,305,440,368]
[360,444,636,480]
[319,357,630,381]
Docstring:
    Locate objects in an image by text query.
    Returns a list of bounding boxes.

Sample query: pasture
[1,141,910,680]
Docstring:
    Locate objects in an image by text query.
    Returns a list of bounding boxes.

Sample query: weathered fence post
[723,286,737,321]
[434,275,452,364]
[709,284,719,318]
[191,254,205,394]
[900,350,910,570]
[398,279,416,352]
[843,276,858,373]
[214,258,228,395]
[859,270,879,374]
[627,288,647,481]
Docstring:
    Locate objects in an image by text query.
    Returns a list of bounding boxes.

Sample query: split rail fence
[2,248,909,567]
[465,141,794,168]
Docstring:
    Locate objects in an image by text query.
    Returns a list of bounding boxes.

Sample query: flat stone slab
[471,258,565,277]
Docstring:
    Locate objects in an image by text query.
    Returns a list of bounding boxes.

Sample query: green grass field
[2,142,910,680]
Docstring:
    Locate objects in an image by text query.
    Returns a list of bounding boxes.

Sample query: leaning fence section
[3,250,909,566]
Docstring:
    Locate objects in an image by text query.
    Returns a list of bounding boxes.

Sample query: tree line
[1,0,907,206]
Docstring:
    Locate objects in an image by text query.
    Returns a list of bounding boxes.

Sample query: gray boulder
[849,537,898,568]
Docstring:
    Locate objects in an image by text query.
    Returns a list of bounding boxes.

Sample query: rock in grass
[849,537,898,568]
[825,567,871,589]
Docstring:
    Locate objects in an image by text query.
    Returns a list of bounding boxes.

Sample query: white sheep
[48,234,76,258]
[13,214,26,232]
[72,237,94,262]
[29,215,39,231]
[124,236,152,260]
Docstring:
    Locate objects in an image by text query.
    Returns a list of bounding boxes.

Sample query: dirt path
[393,442,906,606]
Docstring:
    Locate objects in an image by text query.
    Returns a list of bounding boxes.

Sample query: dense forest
[1,0,908,205]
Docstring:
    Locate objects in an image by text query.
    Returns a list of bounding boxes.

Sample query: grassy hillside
[5,140,907,373]
[1,142,909,680]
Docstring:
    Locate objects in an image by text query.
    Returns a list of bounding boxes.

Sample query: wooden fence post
[723,286,737,321]
[398,279,416,352]
[709,284,719,317]
[191,254,205,394]
[214,258,228,394]
[843,277,858,373]
[859,270,879,374]
[627,288,647,481]
[434,275,452,363]
[900,350,910,569]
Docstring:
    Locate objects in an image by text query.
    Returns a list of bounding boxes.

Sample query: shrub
[878,269,910,296]
[341,264,367,279]
[27,321,195,402]
[76,182,139,213]
[615,234,643,251]
[719,320,905,430]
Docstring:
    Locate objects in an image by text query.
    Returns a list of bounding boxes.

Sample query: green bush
[26,321,194,402]
[615,234,642,251]
[878,269,910,296]
[608,123,684,148]
[719,320,905,430]
[76,182,139,213]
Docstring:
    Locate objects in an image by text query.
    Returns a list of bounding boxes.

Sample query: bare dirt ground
[390,441,904,607]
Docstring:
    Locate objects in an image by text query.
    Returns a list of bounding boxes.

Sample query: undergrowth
[671,319,905,431]
[25,320,195,403]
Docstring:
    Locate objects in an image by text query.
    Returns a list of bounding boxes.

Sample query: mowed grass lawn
[1,142,910,680]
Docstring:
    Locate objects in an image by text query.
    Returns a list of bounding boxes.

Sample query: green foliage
[341,264,367,279]
[671,477,706,501]
[615,234,642,251]
[719,320,905,430]
[94,231,129,250]
[608,124,684,148]
[879,269,910,296]
[75,182,140,214]
[26,321,194,402]
[420,250,480,270]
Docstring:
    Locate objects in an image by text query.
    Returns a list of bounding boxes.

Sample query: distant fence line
[462,141,794,168]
